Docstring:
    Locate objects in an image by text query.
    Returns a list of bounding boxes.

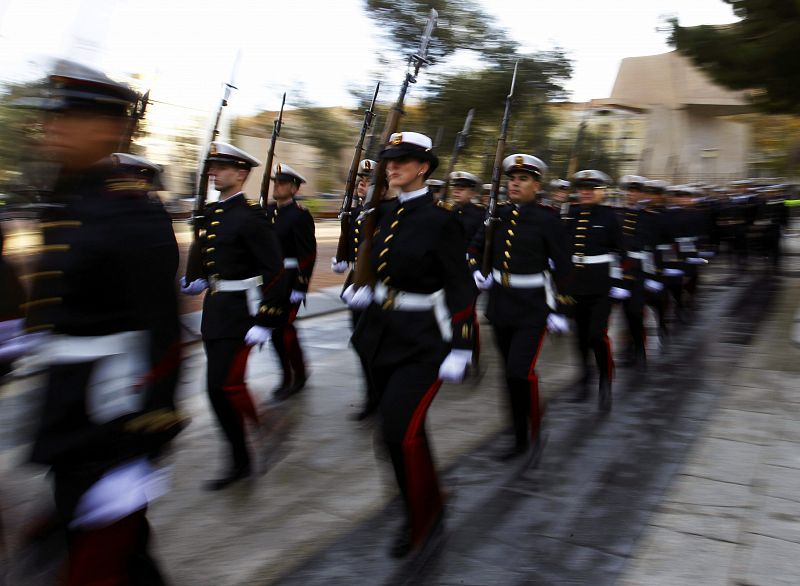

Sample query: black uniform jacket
[267,199,317,296]
[454,201,485,248]
[618,206,662,281]
[200,193,286,339]
[352,192,475,366]
[562,204,622,296]
[0,224,26,321]
[25,159,181,467]
[468,202,571,327]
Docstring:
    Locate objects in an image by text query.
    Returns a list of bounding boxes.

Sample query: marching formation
[0,15,792,585]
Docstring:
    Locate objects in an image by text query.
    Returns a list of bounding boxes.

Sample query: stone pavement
[618,234,800,586]
[1,240,799,585]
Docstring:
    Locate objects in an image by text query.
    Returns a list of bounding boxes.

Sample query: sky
[0,0,738,119]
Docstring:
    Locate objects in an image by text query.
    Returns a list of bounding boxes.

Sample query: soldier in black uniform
[346,132,475,557]
[641,179,671,342]
[266,163,317,400]
[426,178,446,201]
[617,175,661,369]
[19,60,183,584]
[561,170,622,410]
[181,141,286,490]
[332,159,382,420]
[450,171,485,372]
[468,154,571,459]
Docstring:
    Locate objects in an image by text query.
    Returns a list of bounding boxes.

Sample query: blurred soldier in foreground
[19,60,184,584]
[181,142,286,490]
[266,163,316,400]
[0,223,26,378]
[561,170,622,410]
[332,159,383,420]
[468,154,571,460]
[346,132,475,557]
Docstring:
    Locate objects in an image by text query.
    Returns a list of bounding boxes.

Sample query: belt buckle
[501,271,511,287]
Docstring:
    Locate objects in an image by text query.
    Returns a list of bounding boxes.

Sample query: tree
[669,1,800,113]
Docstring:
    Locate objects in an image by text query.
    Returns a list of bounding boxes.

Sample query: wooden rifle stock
[336,82,380,263]
[481,62,519,277]
[352,8,438,288]
[259,93,286,209]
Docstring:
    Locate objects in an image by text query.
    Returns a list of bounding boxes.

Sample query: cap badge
[364,161,372,170]
[514,155,524,167]
[209,144,218,155]
[390,133,403,145]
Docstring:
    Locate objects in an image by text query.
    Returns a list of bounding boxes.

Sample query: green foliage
[670,0,800,113]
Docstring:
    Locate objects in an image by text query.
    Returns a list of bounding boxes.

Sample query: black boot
[598,377,612,412]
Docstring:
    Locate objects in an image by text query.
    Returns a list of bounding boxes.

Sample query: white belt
[627,250,656,275]
[36,331,149,424]
[283,257,299,269]
[491,269,555,310]
[374,282,452,342]
[675,236,698,243]
[572,254,613,265]
[209,275,263,316]
[656,244,674,251]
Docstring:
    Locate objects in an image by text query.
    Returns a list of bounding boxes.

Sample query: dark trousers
[53,469,166,586]
[492,324,546,447]
[573,294,614,382]
[372,360,443,546]
[622,282,646,358]
[350,308,379,409]
[204,339,257,470]
[271,303,306,387]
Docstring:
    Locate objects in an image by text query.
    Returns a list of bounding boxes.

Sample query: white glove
[644,278,664,292]
[341,283,356,304]
[289,290,306,304]
[662,268,684,277]
[0,332,43,362]
[438,349,472,383]
[330,257,349,274]
[180,276,208,295]
[546,313,570,333]
[244,325,271,346]
[609,286,631,300]
[473,270,494,291]
[0,318,24,343]
[347,285,374,310]
[685,257,707,265]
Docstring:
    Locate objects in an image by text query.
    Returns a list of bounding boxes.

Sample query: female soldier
[346,132,475,557]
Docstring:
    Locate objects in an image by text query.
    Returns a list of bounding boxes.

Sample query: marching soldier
[468,154,571,460]
[641,179,671,342]
[181,141,286,490]
[548,178,572,216]
[450,171,485,373]
[0,222,26,378]
[19,60,184,583]
[332,158,382,420]
[346,132,475,557]
[426,178,446,201]
[266,163,317,400]
[561,170,622,410]
[617,175,661,369]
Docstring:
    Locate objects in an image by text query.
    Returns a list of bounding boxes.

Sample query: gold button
[382,277,391,284]
[511,220,517,226]
[211,221,220,226]
[207,234,216,239]
[397,207,405,215]
[384,234,394,243]
[391,220,399,229]
[504,251,511,259]
[379,248,389,257]
[215,209,223,214]
[205,247,215,253]
[505,240,512,247]
[577,227,586,231]
[354,247,359,254]
[512,209,519,217]
[206,261,215,266]
[355,229,360,234]
[378,262,387,272]
[507,229,514,236]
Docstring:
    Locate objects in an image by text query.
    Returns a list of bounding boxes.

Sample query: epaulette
[472,202,486,209]
[248,200,261,208]
[436,200,455,211]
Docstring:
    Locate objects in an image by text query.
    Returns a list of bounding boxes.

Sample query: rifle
[184,60,239,282]
[353,8,438,287]
[481,61,519,277]
[364,113,380,159]
[119,89,149,152]
[335,82,380,263]
[441,108,475,201]
[258,92,286,208]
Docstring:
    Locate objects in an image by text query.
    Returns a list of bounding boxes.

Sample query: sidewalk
[618,239,800,585]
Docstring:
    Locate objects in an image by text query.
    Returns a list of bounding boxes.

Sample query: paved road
[1,246,798,585]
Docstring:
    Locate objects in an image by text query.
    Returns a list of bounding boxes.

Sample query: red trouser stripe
[223,344,258,424]
[402,378,444,546]
[527,331,547,440]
